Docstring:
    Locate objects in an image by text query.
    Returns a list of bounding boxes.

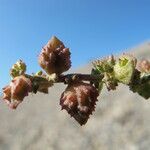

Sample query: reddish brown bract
[60,82,99,125]
[2,75,32,109]
[38,36,71,75]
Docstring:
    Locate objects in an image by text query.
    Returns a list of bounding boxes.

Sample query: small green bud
[93,55,115,73]
[92,55,117,91]
[102,73,118,91]
[114,54,136,84]
[10,60,26,78]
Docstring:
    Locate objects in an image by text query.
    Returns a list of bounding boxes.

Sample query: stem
[57,73,104,83]
[25,73,104,85]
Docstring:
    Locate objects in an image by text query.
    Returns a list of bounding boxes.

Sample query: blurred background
[0,0,150,150]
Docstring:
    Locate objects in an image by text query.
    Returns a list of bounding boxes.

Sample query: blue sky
[0,0,150,88]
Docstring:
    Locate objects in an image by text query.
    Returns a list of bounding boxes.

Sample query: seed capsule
[38,36,71,75]
[2,75,32,109]
[60,82,99,125]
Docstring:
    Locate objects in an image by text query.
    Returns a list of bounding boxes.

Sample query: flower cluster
[2,36,150,125]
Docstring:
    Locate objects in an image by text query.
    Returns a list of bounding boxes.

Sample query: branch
[25,73,104,85]
[2,36,150,126]
[57,73,104,83]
